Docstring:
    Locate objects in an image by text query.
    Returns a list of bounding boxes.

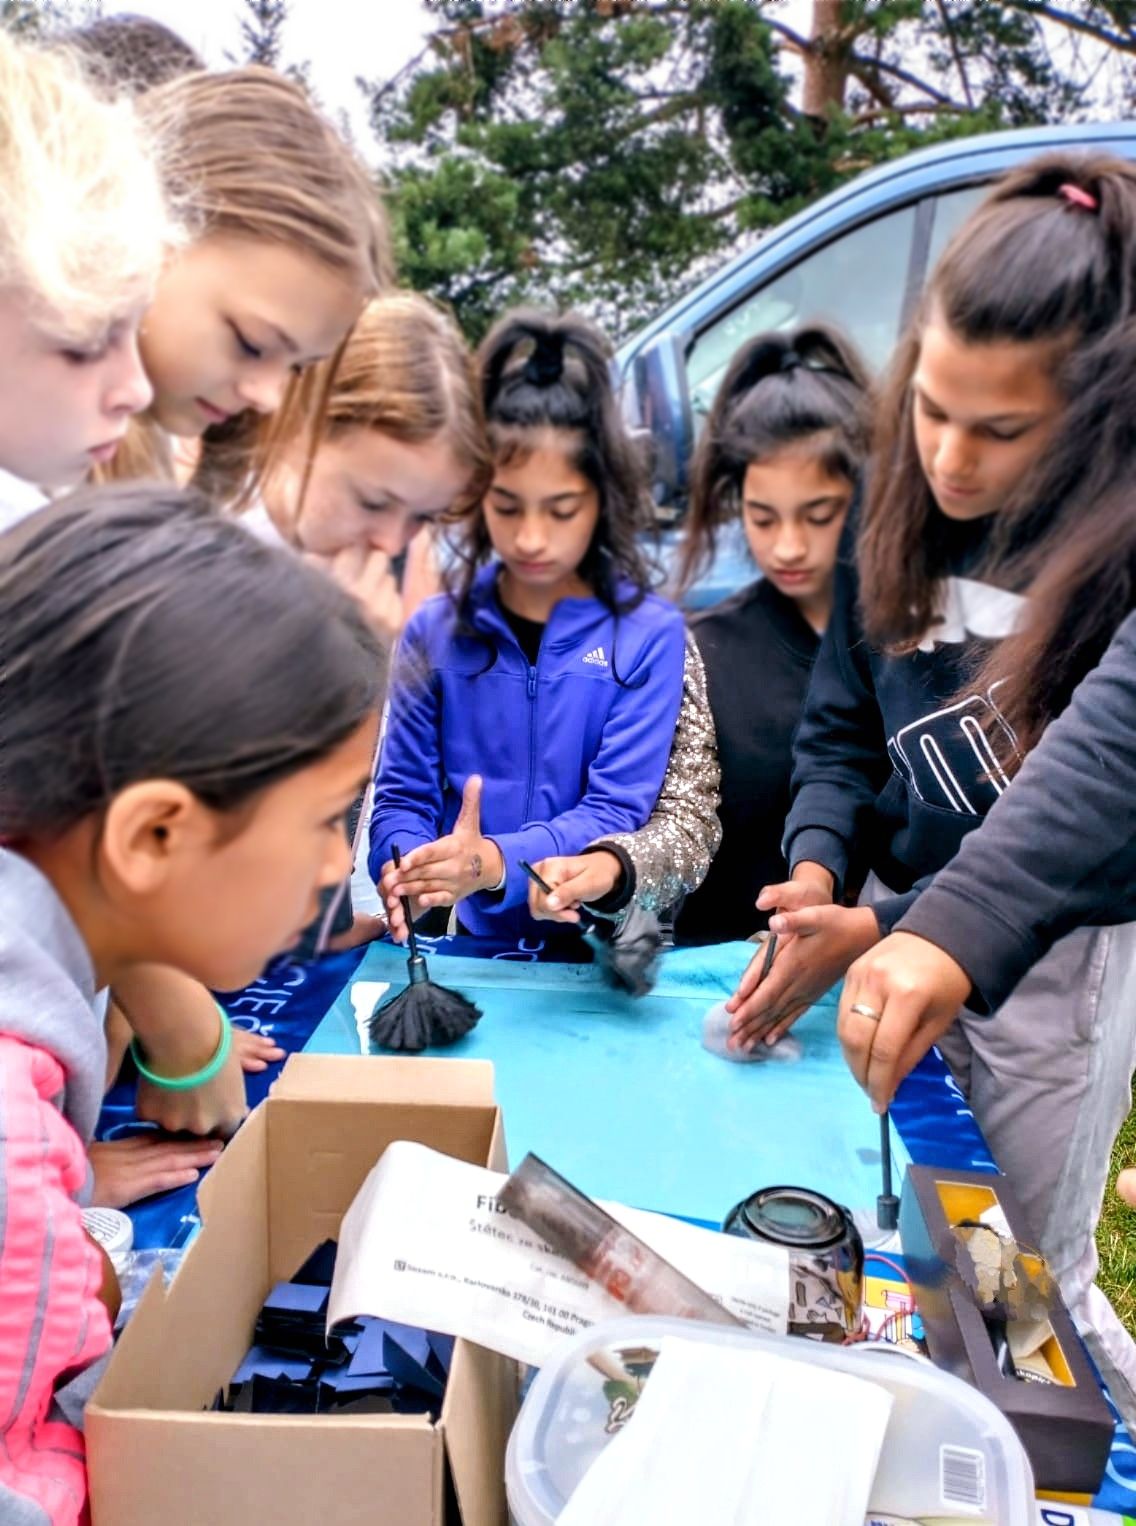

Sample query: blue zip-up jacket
[369,564,686,941]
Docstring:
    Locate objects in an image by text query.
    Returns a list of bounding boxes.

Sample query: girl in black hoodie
[674,325,870,943]
[725,152,1136,1422]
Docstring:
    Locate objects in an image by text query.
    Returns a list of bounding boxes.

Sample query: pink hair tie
[1058,182,1098,213]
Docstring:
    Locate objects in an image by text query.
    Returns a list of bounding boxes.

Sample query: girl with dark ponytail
[525,322,869,936]
[667,325,868,943]
[0,486,383,1522]
[726,152,1136,1424]
[369,309,685,946]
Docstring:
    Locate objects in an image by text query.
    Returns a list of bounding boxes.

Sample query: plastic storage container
[507,1316,1036,1525]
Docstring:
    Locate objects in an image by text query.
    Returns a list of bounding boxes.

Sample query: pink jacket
[0,851,112,1526]
[0,1041,110,1526]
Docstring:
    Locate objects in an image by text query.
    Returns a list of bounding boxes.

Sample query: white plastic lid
[506,1316,1036,1525]
[81,1206,134,1274]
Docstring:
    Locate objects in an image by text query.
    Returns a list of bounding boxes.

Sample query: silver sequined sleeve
[591,627,721,913]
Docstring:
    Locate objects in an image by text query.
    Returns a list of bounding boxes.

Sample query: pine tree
[364,0,1136,340]
[0,0,95,35]
[237,0,288,69]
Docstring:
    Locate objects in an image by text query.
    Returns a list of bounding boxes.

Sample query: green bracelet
[130,1005,233,1092]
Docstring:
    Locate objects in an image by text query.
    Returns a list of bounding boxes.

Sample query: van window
[686,203,917,421]
[925,183,990,271]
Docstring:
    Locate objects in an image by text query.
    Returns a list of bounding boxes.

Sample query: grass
[1097,1083,1136,1336]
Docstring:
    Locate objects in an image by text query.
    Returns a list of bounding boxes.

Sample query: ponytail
[860,150,1136,653]
[679,324,870,591]
[447,308,656,616]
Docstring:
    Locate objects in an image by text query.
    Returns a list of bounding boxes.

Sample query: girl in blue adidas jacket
[369,309,686,944]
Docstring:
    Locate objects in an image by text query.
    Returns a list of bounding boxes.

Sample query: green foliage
[0,0,48,32]
[365,1,1136,341]
[0,0,97,35]
[236,0,288,69]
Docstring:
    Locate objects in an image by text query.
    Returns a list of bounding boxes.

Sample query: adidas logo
[582,645,609,668]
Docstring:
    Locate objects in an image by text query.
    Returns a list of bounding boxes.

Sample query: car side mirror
[632,331,694,518]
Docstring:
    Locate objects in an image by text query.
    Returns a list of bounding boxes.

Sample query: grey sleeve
[896,610,1136,1012]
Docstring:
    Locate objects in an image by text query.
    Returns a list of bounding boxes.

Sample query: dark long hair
[0,483,385,841]
[447,308,656,616]
[678,324,870,591]
[860,152,1136,725]
[971,318,1136,751]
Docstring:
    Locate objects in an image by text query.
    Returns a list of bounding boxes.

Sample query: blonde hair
[265,292,492,519]
[140,66,390,291]
[108,67,393,501]
[0,30,173,346]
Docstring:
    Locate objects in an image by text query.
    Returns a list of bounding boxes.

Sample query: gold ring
[850,1002,882,1022]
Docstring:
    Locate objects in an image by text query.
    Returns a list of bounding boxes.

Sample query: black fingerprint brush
[877,1108,900,1232]
[368,845,482,1052]
[519,860,661,998]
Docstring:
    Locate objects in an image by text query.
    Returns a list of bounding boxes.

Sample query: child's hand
[380,776,504,930]
[309,545,403,645]
[381,888,423,944]
[838,932,972,1112]
[113,966,249,1137]
[726,904,881,1052]
[89,1135,224,1208]
[86,1230,122,1323]
[721,871,836,1033]
[231,1027,287,1074]
[528,852,624,922]
[134,1039,248,1139]
[754,869,834,919]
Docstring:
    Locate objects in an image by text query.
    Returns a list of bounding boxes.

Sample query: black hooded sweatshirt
[784,512,1026,931]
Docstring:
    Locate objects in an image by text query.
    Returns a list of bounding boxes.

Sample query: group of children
[3,15,1136,1521]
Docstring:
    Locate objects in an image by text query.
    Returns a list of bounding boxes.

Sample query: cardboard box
[87,1055,515,1526]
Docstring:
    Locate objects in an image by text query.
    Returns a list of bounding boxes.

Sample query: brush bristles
[368,978,482,1052]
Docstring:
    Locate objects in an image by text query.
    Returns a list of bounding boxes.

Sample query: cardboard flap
[270,1053,495,1107]
[441,1340,515,1526]
[88,1251,174,1412]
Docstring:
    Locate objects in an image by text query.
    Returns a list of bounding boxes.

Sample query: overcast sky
[118,0,441,148]
[117,0,816,154]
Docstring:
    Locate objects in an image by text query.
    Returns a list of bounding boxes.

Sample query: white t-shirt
[237,498,291,551]
[0,468,47,534]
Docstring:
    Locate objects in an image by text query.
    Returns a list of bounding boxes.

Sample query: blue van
[616,121,1136,602]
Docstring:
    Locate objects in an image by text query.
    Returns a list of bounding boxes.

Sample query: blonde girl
[247,291,493,952]
[0,29,170,510]
[254,291,491,643]
[106,65,390,494]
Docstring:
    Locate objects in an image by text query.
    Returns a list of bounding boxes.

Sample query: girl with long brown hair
[370,309,686,947]
[725,152,1136,1420]
[252,291,490,644]
[82,65,390,1180]
[104,65,389,494]
[524,324,870,943]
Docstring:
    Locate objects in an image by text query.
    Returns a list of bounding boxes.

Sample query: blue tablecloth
[310,940,924,1224]
[102,932,1136,1511]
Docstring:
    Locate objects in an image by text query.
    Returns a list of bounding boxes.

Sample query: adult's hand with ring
[849,1002,882,1023]
[838,931,973,1112]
